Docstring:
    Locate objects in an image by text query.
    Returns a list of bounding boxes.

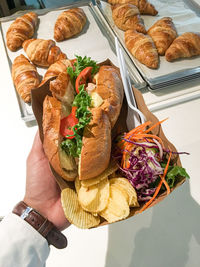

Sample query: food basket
[31,59,186,228]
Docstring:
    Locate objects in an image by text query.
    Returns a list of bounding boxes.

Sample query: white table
[0,24,200,267]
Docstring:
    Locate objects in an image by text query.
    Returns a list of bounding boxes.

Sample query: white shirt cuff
[0,213,50,267]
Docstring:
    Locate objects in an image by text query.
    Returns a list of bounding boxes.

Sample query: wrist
[12,201,67,249]
[23,197,49,219]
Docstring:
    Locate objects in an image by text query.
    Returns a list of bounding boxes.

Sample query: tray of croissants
[0,0,144,122]
[96,0,200,90]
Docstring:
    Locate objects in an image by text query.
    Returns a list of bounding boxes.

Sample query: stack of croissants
[7,0,200,103]
[109,0,200,69]
[8,7,87,103]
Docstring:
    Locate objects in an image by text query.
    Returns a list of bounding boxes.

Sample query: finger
[31,130,44,154]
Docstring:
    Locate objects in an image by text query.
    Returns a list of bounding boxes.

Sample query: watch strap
[12,201,67,249]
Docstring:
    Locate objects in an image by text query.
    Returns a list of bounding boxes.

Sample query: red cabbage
[117,140,164,202]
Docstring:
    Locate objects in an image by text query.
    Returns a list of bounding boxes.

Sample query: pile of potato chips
[61,161,139,228]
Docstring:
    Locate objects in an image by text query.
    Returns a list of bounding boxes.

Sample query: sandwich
[42,56,124,181]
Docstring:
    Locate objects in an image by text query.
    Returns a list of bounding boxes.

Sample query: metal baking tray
[0,0,146,124]
[95,0,200,90]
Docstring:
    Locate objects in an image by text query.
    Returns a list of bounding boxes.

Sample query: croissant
[108,0,158,15]
[147,17,177,55]
[40,59,72,86]
[112,4,146,33]
[12,54,40,103]
[125,30,159,68]
[22,39,67,67]
[54,8,87,41]
[6,12,38,52]
[165,32,200,62]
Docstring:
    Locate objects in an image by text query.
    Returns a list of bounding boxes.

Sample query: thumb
[28,130,44,161]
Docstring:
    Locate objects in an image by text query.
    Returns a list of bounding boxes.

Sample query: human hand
[24,130,70,231]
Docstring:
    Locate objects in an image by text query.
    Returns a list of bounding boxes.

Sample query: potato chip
[81,161,118,187]
[99,184,130,223]
[78,184,99,209]
[109,178,139,207]
[75,176,81,193]
[61,188,100,229]
[78,178,110,213]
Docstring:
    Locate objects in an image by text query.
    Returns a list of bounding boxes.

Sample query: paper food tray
[96,0,200,90]
[0,0,146,123]
[31,60,186,228]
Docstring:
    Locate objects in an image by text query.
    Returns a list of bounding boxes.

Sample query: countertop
[0,3,200,267]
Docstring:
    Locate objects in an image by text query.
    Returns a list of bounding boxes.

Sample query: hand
[24,130,70,231]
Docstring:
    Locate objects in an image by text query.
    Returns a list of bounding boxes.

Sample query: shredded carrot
[131,134,165,148]
[139,149,172,213]
[145,118,168,134]
[120,120,168,176]
[124,121,152,139]
[140,179,163,213]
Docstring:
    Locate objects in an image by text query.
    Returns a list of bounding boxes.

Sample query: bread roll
[50,71,75,106]
[79,108,111,180]
[40,59,72,86]
[43,95,78,181]
[94,65,124,128]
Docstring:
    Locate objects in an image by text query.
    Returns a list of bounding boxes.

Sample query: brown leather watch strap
[12,201,67,249]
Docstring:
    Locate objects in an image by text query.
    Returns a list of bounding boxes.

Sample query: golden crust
[147,17,177,56]
[108,0,158,16]
[112,4,146,33]
[54,8,87,41]
[6,12,38,51]
[23,39,66,67]
[125,30,159,69]
[12,54,40,103]
[165,32,200,62]
[40,59,72,86]
[43,96,77,181]
[94,65,124,128]
[79,108,111,180]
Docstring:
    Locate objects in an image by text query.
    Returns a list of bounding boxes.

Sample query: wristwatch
[12,201,67,249]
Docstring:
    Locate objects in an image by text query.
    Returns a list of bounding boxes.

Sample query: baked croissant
[108,0,158,15]
[22,39,67,67]
[54,8,87,41]
[12,54,40,103]
[165,32,200,62]
[6,12,38,52]
[147,17,177,55]
[112,4,146,33]
[125,30,159,68]
[40,59,72,86]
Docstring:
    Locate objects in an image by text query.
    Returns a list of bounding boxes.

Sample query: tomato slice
[60,107,78,139]
[75,66,93,94]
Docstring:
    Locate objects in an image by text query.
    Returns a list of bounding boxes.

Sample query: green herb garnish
[67,55,99,84]
[61,84,92,157]
[161,164,190,188]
